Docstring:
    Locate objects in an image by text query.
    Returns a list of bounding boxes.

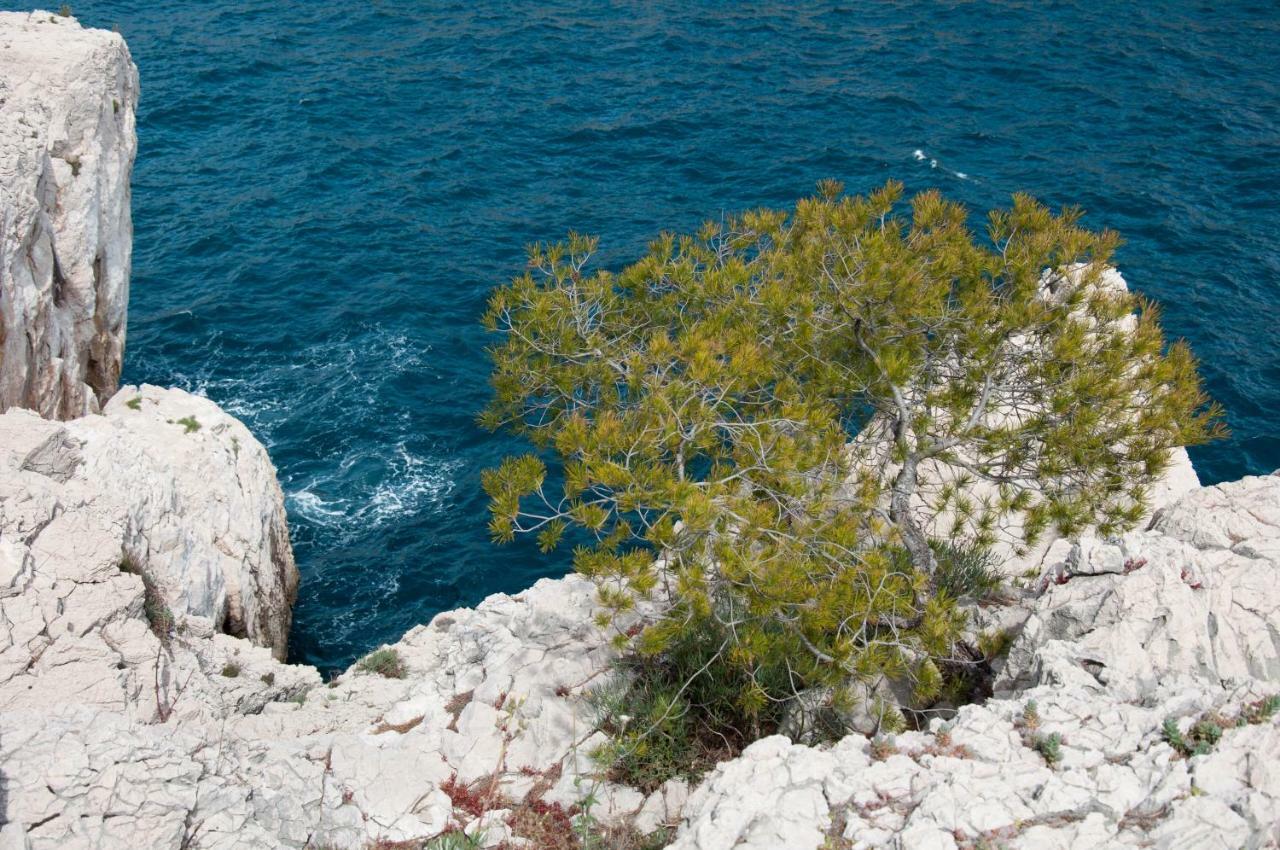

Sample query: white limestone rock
[1000,476,1280,699]
[0,11,137,419]
[0,384,298,658]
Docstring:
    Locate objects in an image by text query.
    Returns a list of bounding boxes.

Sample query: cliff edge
[0,10,137,418]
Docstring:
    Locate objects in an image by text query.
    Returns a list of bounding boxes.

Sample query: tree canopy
[480,181,1224,743]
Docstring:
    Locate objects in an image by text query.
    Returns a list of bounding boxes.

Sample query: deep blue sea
[54,1,1280,672]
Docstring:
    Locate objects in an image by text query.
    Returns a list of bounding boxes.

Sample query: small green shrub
[423,829,485,850]
[869,734,898,761]
[587,617,802,792]
[1164,696,1279,759]
[931,540,1004,601]
[58,4,71,17]
[357,648,406,679]
[174,416,201,434]
[126,396,142,410]
[1033,731,1063,765]
[1019,700,1040,731]
[1163,715,1222,758]
[1240,695,1280,726]
[260,672,276,686]
[221,661,242,678]
[977,628,1016,660]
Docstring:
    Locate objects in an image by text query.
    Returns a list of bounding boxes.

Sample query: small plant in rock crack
[1018,700,1040,731]
[1122,557,1147,574]
[869,734,898,762]
[126,396,142,410]
[1162,696,1278,760]
[176,416,201,433]
[260,672,275,686]
[977,628,1016,661]
[423,829,486,850]
[1033,732,1063,765]
[1240,695,1280,726]
[58,4,72,16]
[357,647,406,679]
[221,661,242,678]
[1162,715,1222,758]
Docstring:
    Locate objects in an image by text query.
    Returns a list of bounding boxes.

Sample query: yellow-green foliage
[481,182,1224,739]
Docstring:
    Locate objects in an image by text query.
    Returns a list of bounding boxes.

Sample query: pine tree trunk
[890,456,937,575]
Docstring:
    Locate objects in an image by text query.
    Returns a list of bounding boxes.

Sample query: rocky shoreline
[1,12,1277,850]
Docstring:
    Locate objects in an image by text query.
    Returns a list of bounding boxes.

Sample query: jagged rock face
[0,572,652,850]
[0,384,298,659]
[0,11,137,419]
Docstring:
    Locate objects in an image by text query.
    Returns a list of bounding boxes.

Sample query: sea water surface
[60,1,1280,671]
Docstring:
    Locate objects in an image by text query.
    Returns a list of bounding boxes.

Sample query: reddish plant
[440,774,507,819]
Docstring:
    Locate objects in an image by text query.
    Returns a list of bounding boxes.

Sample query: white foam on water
[912,147,972,181]
[286,443,460,542]
[153,322,456,545]
[289,488,348,523]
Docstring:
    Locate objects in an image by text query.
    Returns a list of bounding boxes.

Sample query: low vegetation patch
[120,555,174,645]
[221,661,242,678]
[357,647,406,679]
[1163,695,1279,758]
[587,619,799,792]
[1032,731,1063,766]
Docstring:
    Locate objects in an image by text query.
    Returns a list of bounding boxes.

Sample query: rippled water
[62,1,1280,671]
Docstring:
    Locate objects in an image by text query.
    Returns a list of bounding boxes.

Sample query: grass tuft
[357,647,406,679]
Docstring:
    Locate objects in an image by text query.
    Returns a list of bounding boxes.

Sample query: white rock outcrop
[0,11,137,418]
[0,571,653,849]
[0,383,298,659]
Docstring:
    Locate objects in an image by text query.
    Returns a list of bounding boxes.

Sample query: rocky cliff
[0,11,136,418]
[0,384,299,662]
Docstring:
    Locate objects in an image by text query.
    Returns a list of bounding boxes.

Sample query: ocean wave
[286,442,460,542]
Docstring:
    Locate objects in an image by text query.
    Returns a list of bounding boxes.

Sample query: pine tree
[479,182,1224,751]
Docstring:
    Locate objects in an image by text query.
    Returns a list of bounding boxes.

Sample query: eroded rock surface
[0,570,654,849]
[0,11,137,418]
[3,474,1279,849]
[0,384,298,659]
